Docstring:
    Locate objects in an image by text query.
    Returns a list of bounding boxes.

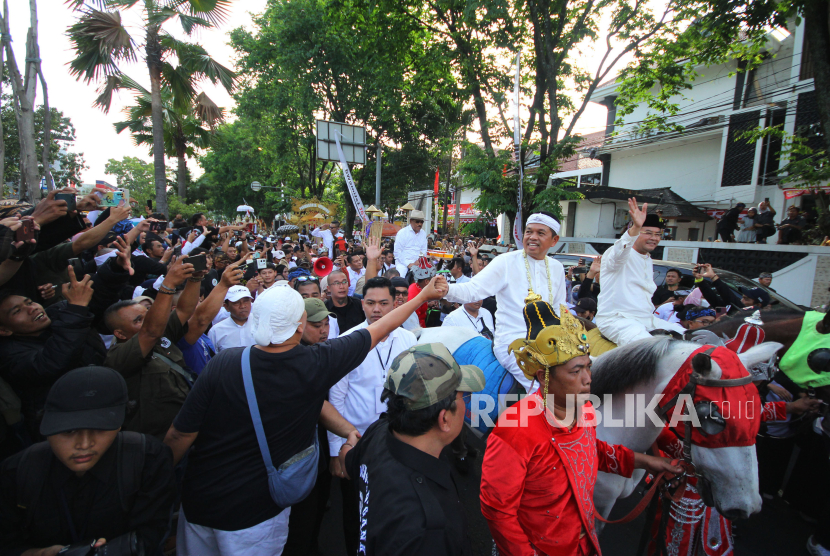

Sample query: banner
[512,51,524,248]
[434,168,440,232]
[335,131,369,223]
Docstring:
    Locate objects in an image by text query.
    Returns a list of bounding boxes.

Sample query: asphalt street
[317,427,816,556]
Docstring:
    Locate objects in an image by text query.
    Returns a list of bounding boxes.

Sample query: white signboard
[316,120,366,164]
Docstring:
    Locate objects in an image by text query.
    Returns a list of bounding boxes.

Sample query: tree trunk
[38,69,52,191]
[146,28,168,216]
[177,153,187,199]
[442,154,452,233]
[0,16,5,193]
[803,0,830,155]
[2,0,40,202]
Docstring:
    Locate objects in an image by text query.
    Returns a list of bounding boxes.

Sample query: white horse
[590,336,782,524]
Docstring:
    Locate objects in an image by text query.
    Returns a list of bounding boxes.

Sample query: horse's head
[680,343,781,519]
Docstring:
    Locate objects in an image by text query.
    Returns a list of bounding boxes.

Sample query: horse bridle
[656,347,754,505]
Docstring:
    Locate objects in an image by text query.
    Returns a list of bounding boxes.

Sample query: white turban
[526,213,561,235]
[248,283,305,346]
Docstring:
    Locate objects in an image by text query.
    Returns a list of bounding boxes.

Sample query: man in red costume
[480,301,683,556]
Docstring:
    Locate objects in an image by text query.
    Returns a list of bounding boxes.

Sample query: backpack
[15,432,146,529]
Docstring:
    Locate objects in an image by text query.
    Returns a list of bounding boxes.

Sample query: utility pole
[375,142,382,207]
[454,140,465,233]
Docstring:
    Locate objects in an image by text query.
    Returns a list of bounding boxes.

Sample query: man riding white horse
[442,212,566,392]
[596,198,686,346]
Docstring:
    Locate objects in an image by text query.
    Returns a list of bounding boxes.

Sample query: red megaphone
[314,256,334,277]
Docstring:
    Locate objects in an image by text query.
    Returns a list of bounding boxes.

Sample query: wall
[567,199,626,238]
[607,135,724,201]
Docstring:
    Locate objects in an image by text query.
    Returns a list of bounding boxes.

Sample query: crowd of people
[0,188,826,556]
[715,200,820,245]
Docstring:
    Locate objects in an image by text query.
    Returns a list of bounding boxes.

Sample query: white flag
[335,131,369,223]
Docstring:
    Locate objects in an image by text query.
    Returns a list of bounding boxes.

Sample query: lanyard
[464,310,481,331]
[375,337,395,379]
[465,310,494,340]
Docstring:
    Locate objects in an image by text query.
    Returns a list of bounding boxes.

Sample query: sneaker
[807,535,830,556]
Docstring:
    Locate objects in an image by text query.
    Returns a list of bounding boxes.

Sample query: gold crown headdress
[509,302,590,407]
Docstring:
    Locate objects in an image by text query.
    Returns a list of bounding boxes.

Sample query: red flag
[434,168,440,197]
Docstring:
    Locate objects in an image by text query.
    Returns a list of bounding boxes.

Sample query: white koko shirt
[393,225,428,275]
[328,321,416,456]
[596,229,657,321]
[445,249,566,351]
[442,305,495,337]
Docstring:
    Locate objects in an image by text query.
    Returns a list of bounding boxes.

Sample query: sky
[8,0,614,185]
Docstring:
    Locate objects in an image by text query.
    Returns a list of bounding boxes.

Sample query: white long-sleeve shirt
[346,267,365,296]
[445,249,566,350]
[393,225,427,275]
[596,229,657,321]
[310,227,334,254]
[442,305,494,337]
[207,317,255,352]
[327,321,416,455]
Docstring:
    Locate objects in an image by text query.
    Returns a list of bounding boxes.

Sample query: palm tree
[66,0,235,217]
[114,77,222,199]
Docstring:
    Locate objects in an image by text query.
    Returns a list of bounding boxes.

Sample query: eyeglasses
[639,231,662,238]
[295,276,319,282]
[693,318,716,325]
[329,279,348,287]
[411,220,424,224]
[394,290,408,297]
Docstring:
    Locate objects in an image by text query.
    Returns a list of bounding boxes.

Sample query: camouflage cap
[385,343,486,411]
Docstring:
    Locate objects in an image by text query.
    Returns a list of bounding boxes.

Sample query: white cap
[249,283,305,346]
[225,285,253,303]
[274,250,286,259]
[284,236,291,241]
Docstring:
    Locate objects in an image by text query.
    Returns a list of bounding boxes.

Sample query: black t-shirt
[345,419,473,556]
[651,284,679,306]
[173,328,373,531]
[326,296,366,333]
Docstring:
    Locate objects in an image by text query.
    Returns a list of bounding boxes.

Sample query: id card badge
[375,386,386,414]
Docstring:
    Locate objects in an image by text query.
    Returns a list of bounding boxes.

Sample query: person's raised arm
[181,259,244,344]
[603,198,644,273]
[123,218,151,248]
[216,224,246,235]
[366,275,447,348]
[364,236,381,280]
[175,265,205,326]
[311,225,327,239]
[72,204,132,255]
[136,256,193,357]
[468,240,481,275]
[219,232,231,253]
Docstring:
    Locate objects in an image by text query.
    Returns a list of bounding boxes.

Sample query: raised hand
[588,256,602,276]
[108,204,132,224]
[113,236,135,275]
[220,259,245,287]
[37,283,57,301]
[31,189,69,226]
[628,197,648,233]
[467,241,479,258]
[420,275,448,301]
[365,235,381,260]
[62,265,95,307]
[166,255,194,286]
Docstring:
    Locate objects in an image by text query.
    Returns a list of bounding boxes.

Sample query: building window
[580,173,602,186]
[757,106,787,185]
[800,37,814,81]
[721,110,761,187]
[687,228,699,242]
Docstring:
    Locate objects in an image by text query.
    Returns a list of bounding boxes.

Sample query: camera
[149,221,167,232]
[58,532,140,556]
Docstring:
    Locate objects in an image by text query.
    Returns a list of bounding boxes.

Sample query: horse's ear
[738,342,783,371]
[692,352,713,375]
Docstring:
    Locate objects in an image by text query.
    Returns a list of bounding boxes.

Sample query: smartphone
[764,197,770,203]
[146,199,153,211]
[15,219,35,242]
[173,245,182,257]
[187,254,207,271]
[572,266,588,274]
[67,257,86,279]
[149,221,167,232]
[99,190,124,207]
[55,193,77,212]
[715,307,728,318]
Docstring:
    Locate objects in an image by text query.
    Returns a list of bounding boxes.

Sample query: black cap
[575,297,598,312]
[40,367,128,436]
[642,213,665,229]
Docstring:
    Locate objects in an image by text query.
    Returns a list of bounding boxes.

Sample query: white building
[553,20,825,242]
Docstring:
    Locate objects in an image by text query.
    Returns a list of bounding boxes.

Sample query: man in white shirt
[653,290,690,325]
[328,276,417,555]
[393,210,428,276]
[446,256,470,284]
[344,253,365,296]
[310,220,339,255]
[442,212,566,392]
[596,198,687,345]
[207,285,255,351]
[442,300,494,340]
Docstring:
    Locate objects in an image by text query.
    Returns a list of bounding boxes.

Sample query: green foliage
[1,96,88,189]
